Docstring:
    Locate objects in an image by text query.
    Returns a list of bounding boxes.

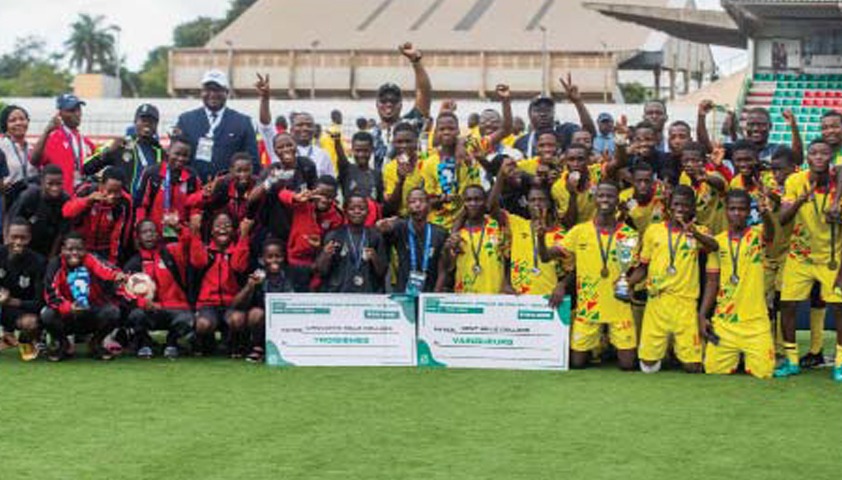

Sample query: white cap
[201,70,229,89]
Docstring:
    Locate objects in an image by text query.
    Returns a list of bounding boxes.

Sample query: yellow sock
[784,342,799,365]
[810,308,825,355]
[836,345,842,369]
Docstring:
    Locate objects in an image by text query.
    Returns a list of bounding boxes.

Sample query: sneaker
[774,359,802,378]
[833,366,842,382]
[137,346,153,359]
[0,331,19,350]
[163,346,179,360]
[799,352,825,369]
[18,342,38,362]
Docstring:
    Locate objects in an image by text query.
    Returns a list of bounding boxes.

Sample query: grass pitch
[1,335,841,480]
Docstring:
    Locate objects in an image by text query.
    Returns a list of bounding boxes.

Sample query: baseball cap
[135,104,160,121]
[529,95,554,109]
[597,112,614,123]
[377,83,402,99]
[56,94,86,111]
[201,70,230,89]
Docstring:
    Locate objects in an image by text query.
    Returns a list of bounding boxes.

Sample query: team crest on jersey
[19,276,30,289]
[159,260,167,269]
[321,221,332,230]
[340,244,348,257]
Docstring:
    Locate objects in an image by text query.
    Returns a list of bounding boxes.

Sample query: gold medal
[600,267,609,278]
[472,264,482,275]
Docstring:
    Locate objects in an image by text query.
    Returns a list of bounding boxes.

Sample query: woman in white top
[0,105,35,207]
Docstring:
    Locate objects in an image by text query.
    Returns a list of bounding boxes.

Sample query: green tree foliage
[138,47,170,97]
[173,17,222,48]
[64,13,119,74]
[0,36,70,96]
[619,82,651,104]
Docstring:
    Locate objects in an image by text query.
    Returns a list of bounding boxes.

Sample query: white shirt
[257,122,336,178]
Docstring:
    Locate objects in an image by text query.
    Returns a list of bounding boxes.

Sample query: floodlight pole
[540,26,549,97]
[310,40,320,100]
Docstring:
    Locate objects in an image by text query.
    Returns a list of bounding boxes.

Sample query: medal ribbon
[594,221,617,276]
[408,221,432,273]
[468,221,487,274]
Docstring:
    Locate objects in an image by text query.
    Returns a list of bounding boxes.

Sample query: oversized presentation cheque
[417,294,571,370]
[265,294,417,367]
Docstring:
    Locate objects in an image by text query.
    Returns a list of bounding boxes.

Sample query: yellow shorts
[779,257,842,303]
[571,317,637,352]
[639,296,702,364]
[704,319,775,379]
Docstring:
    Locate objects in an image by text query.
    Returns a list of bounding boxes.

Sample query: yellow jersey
[707,226,768,323]
[640,222,709,301]
[508,214,566,295]
[454,215,510,294]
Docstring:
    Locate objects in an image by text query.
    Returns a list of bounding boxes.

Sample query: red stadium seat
[803,98,815,106]
[805,90,814,98]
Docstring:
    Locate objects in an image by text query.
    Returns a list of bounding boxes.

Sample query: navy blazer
[175,106,259,181]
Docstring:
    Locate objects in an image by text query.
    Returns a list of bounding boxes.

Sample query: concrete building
[168,0,716,101]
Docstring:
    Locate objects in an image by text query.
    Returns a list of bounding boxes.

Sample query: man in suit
[175,70,259,182]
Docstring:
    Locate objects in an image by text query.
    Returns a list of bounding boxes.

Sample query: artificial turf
[1,335,840,480]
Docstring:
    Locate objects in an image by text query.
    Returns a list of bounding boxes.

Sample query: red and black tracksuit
[123,231,193,348]
[42,253,122,345]
[62,188,133,265]
[278,189,344,291]
[135,162,202,233]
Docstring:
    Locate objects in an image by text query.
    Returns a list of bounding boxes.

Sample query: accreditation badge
[196,137,214,162]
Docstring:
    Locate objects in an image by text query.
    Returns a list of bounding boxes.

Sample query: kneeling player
[0,218,47,360]
[42,233,126,361]
[234,238,295,363]
[560,182,639,370]
[699,190,775,379]
[631,185,718,373]
[124,220,193,359]
[190,212,252,357]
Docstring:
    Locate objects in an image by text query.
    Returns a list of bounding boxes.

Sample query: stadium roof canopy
[585,0,842,49]
[206,0,676,54]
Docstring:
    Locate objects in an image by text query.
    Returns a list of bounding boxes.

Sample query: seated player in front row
[124,220,193,360]
[190,213,252,357]
[0,218,47,360]
[42,232,126,361]
[558,182,638,371]
[629,185,718,373]
[233,237,295,363]
[699,190,776,379]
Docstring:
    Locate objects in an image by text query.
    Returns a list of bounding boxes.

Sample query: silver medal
[353,275,364,287]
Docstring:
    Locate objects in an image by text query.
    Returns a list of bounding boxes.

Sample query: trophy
[614,237,637,302]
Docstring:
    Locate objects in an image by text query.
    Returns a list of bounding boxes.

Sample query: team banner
[417,294,571,370]
[265,294,417,367]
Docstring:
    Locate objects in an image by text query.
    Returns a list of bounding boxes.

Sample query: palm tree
[64,13,118,74]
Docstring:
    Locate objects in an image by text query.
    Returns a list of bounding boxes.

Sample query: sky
[0,0,230,70]
[0,0,744,73]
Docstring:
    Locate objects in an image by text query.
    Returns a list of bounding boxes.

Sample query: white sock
[640,360,662,374]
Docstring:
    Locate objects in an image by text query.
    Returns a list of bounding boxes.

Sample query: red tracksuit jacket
[123,231,191,310]
[278,189,345,267]
[62,189,133,265]
[44,253,121,317]
[135,162,202,230]
[189,233,250,308]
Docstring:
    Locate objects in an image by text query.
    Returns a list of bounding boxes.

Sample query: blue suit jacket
[175,107,259,181]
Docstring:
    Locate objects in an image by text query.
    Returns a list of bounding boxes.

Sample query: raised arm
[399,43,431,118]
[559,73,595,137]
[484,85,513,147]
[782,109,804,166]
[30,115,62,167]
[696,100,715,154]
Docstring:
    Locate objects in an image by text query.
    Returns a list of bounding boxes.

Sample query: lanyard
[205,108,225,138]
[133,143,161,195]
[811,184,830,219]
[594,221,617,275]
[346,228,367,272]
[728,229,744,280]
[468,220,487,273]
[530,224,541,273]
[666,223,685,272]
[4,137,28,179]
[163,164,172,211]
[408,221,432,273]
[61,126,84,171]
[526,132,536,157]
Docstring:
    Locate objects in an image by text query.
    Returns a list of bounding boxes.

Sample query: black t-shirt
[339,161,382,201]
[0,246,46,313]
[499,172,534,220]
[383,219,447,293]
[320,226,386,293]
[250,268,295,308]
[8,187,70,257]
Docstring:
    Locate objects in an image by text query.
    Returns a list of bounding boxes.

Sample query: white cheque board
[265,294,417,367]
[417,294,570,370]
